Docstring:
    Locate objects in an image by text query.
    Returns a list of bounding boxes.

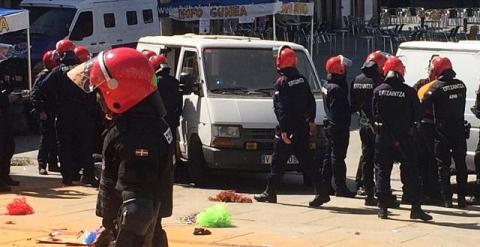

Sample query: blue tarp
[0,8,24,17]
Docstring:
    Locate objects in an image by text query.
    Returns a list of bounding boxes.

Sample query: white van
[137,34,328,185]
[397,41,480,173]
[21,0,160,57]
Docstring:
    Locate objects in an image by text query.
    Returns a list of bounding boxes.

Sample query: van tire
[188,136,209,187]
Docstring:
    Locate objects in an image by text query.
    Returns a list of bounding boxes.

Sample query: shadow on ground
[5,174,92,200]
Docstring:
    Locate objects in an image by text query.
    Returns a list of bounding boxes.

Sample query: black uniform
[322,74,352,195]
[413,78,441,203]
[372,74,424,208]
[256,67,329,205]
[38,61,97,185]
[98,92,172,247]
[0,79,15,189]
[350,64,383,198]
[151,68,183,247]
[31,69,59,173]
[423,69,467,207]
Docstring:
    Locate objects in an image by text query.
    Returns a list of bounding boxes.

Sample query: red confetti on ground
[208,190,253,203]
[6,197,34,215]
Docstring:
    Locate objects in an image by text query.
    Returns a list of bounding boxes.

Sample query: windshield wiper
[251,87,274,96]
[210,87,249,94]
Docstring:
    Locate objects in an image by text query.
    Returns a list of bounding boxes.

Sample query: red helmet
[430,56,453,78]
[366,51,388,74]
[56,39,75,55]
[276,47,297,69]
[74,46,90,63]
[382,56,405,77]
[42,50,59,70]
[325,55,346,75]
[149,54,169,71]
[142,50,157,60]
[89,48,157,114]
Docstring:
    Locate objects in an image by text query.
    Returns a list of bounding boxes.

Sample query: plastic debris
[6,197,34,215]
[196,204,232,228]
[193,227,212,235]
[180,212,198,224]
[83,230,97,244]
[208,190,253,203]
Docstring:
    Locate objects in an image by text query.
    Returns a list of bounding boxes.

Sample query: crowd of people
[0,38,479,245]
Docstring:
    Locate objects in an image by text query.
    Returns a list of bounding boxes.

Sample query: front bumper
[202,146,302,172]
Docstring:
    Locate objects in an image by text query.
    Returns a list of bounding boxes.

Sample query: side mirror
[180,72,202,96]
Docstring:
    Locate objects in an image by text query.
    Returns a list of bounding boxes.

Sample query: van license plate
[261,155,299,165]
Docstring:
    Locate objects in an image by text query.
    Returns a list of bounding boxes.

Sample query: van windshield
[203,48,321,97]
[24,6,76,38]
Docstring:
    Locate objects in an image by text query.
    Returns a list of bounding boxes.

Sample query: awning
[0,8,29,34]
[159,1,283,21]
[279,1,314,16]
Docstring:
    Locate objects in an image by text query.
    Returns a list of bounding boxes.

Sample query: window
[70,11,93,41]
[104,13,115,28]
[143,9,153,24]
[126,11,138,25]
[181,51,200,83]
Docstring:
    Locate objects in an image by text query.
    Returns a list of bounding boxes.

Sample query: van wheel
[188,137,209,187]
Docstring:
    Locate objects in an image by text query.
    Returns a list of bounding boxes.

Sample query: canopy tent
[159,0,315,53]
[0,8,31,89]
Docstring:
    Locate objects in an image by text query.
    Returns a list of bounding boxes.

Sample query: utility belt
[434,119,471,139]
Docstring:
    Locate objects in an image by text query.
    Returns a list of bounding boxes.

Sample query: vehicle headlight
[212,125,240,138]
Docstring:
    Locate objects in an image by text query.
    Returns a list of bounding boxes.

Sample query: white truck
[397,40,480,173]
[137,34,328,185]
[0,0,160,87]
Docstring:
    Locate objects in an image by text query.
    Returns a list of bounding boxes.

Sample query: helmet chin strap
[98,51,118,90]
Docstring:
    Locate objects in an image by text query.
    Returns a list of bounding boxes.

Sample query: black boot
[385,194,400,209]
[365,196,378,206]
[410,204,432,221]
[254,177,279,203]
[254,192,277,203]
[335,186,356,198]
[0,183,11,192]
[466,196,480,205]
[309,195,330,208]
[39,168,48,175]
[457,194,467,209]
[378,207,388,219]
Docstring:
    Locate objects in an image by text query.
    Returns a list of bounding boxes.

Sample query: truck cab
[137,34,328,185]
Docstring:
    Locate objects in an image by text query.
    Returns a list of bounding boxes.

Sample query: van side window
[104,13,116,28]
[126,11,138,25]
[142,9,153,24]
[143,9,153,24]
[181,51,200,82]
[70,11,93,41]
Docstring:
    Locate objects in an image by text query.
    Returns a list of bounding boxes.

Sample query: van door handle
[90,42,97,45]
[99,41,106,44]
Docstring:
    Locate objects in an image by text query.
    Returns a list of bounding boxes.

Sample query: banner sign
[162,2,283,21]
[279,2,314,16]
[0,9,29,34]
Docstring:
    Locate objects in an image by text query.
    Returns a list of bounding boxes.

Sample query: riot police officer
[38,39,97,186]
[422,57,468,208]
[72,47,172,246]
[0,76,17,191]
[322,55,355,198]
[31,50,61,175]
[350,51,387,205]
[413,55,442,204]
[149,54,183,246]
[254,46,330,207]
[373,56,432,220]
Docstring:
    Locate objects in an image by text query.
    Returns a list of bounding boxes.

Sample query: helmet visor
[338,55,353,67]
[67,51,115,93]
